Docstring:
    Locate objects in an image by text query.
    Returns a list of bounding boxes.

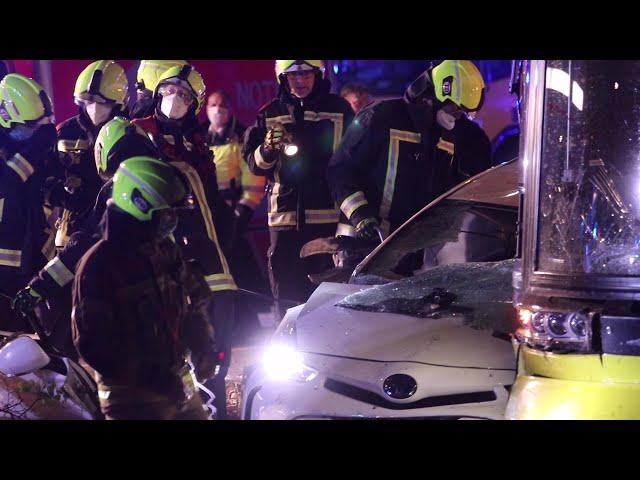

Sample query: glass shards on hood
[337,259,517,332]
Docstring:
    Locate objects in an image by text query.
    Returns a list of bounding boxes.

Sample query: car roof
[447,159,520,207]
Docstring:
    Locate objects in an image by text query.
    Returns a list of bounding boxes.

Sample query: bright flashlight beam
[284,144,298,156]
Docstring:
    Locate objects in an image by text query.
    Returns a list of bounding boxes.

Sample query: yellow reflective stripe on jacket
[437,138,455,155]
[57,138,90,152]
[44,256,75,287]
[266,115,294,128]
[169,161,236,291]
[340,191,368,220]
[0,248,21,268]
[268,209,338,227]
[303,111,344,152]
[41,228,57,260]
[6,153,34,182]
[380,129,421,234]
[204,273,237,292]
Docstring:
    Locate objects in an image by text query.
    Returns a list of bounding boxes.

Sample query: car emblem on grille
[383,374,417,399]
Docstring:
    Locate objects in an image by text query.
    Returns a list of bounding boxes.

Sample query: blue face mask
[7,124,37,142]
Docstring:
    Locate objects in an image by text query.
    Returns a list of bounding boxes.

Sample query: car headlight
[516,307,594,352]
[262,344,318,382]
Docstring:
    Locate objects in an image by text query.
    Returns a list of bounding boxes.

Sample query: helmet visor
[157,83,195,106]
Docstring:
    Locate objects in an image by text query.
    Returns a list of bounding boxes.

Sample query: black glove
[263,124,285,151]
[11,287,42,315]
[233,203,254,238]
[43,176,73,208]
[17,124,57,168]
[259,123,286,164]
[355,217,382,242]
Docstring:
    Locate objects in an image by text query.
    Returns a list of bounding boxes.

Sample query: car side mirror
[0,335,50,377]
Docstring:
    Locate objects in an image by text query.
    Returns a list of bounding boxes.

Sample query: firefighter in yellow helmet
[44,60,129,250]
[328,60,491,241]
[132,64,236,419]
[0,74,57,331]
[11,117,160,357]
[243,60,354,313]
[132,60,190,119]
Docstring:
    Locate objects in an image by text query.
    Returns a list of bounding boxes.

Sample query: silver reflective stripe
[205,274,238,292]
[0,248,21,268]
[266,115,294,128]
[57,139,90,152]
[162,134,176,145]
[336,223,356,237]
[254,145,275,170]
[436,138,455,155]
[268,210,338,227]
[118,164,165,206]
[454,61,462,107]
[268,211,297,227]
[305,209,339,224]
[0,198,4,222]
[44,257,75,287]
[7,153,34,182]
[340,191,368,219]
[379,129,421,235]
[303,111,344,152]
[269,182,281,217]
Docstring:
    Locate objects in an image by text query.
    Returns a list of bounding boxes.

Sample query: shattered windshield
[339,259,517,332]
[358,200,517,280]
[538,61,640,275]
[356,162,519,282]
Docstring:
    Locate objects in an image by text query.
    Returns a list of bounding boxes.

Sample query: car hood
[292,280,515,370]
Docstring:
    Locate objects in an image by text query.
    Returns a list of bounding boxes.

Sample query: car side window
[360,200,518,280]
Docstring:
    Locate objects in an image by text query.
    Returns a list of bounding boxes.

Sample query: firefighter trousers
[267,224,337,314]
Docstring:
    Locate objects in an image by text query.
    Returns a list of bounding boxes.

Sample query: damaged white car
[241,160,520,420]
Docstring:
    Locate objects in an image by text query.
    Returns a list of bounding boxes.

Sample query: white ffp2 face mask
[161,94,189,120]
[207,105,229,127]
[85,102,113,126]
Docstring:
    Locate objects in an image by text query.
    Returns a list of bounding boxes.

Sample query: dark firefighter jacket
[27,181,111,356]
[243,79,354,231]
[327,98,491,236]
[0,129,55,299]
[72,204,215,402]
[203,117,266,212]
[46,111,109,246]
[132,115,236,292]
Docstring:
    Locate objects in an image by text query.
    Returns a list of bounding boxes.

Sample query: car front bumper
[242,354,512,420]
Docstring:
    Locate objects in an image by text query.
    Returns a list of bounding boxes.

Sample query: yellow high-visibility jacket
[205,117,265,211]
